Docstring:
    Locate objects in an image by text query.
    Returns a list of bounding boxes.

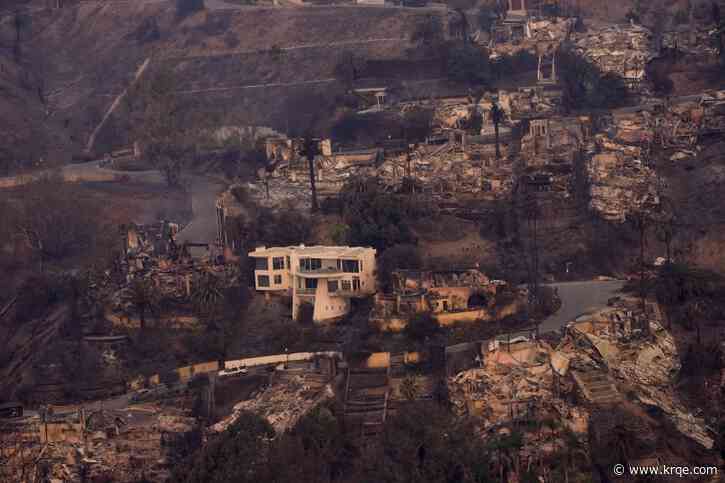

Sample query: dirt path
[85,57,152,153]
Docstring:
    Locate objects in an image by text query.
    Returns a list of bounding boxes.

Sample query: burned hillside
[3,0,725,482]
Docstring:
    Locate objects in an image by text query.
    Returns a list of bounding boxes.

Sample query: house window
[274,275,282,285]
[341,260,360,273]
[300,258,322,271]
[352,278,361,291]
[304,278,318,289]
[255,257,269,270]
[328,280,339,293]
[273,257,285,270]
[286,256,290,268]
[257,275,270,287]
[341,280,352,291]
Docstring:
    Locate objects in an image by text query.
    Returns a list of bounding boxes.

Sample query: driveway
[175,176,227,247]
[539,280,625,333]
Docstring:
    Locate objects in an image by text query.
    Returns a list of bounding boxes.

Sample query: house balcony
[296,288,317,296]
[297,267,347,278]
[330,290,359,298]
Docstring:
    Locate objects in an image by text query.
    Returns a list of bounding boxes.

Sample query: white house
[248,245,377,323]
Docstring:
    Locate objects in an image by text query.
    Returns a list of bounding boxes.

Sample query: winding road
[539,280,626,333]
[0,160,224,245]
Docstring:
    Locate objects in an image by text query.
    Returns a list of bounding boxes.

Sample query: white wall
[312,280,350,322]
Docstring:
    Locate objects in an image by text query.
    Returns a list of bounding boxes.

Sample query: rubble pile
[449,340,556,425]
[108,223,241,327]
[526,17,575,44]
[490,16,573,57]
[586,106,659,222]
[585,91,725,222]
[212,369,334,434]
[556,297,714,449]
[447,338,590,469]
[586,148,659,222]
[447,296,714,468]
[521,116,589,164]
[435,103,474,130]
[573,24,658,92]
[381,144,483,194]
[662,27,721,57]
[16,404,197,482]
[499,87,562,119]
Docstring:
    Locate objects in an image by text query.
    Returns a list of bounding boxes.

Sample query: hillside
[0,2,440,165]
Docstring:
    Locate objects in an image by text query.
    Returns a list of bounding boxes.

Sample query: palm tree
[300,137,320,213]
[400,374,421,401]
[191,272,225,318]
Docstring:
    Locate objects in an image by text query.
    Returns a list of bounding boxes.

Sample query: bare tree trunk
[308,155,318,213]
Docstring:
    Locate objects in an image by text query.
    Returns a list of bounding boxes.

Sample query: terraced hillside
[1,2,441,165]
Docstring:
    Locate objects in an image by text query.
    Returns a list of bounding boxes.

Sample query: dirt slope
[0,3,438,161]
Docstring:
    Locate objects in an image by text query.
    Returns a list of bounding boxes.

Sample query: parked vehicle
[219,366,248,378]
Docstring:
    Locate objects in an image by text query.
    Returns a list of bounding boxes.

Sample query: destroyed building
[3,401,198,482]
[109,223,241,329]
[248,245,377,323]
[585,91,725,222]
[213,355,338,435]
[572,23,659,93]
[447,296,715,474]
[370,269,518,331]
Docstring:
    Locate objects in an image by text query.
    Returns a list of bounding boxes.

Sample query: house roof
[248,245,375,258]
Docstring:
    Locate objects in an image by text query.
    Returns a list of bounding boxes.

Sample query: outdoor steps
[303,373,331,385]
[361,422,384,437]
[343,367,391,439]
[389,353,405,377]
[572,370,622,405]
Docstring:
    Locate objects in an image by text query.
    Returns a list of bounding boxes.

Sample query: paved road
[539,280,625,333]
[176,176,226,247]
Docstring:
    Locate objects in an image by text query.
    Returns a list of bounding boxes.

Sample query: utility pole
[523,180,541,333]
[491,103,503,159]
[630,207,651,336]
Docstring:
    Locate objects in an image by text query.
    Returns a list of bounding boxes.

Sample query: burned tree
[128,67,201,187]
[298,137,320,213]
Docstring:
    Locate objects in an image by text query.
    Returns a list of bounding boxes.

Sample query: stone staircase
[343,367,390,439]
[572,370,622,405]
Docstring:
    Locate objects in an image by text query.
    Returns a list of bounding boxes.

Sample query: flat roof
[249,245,375,258]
